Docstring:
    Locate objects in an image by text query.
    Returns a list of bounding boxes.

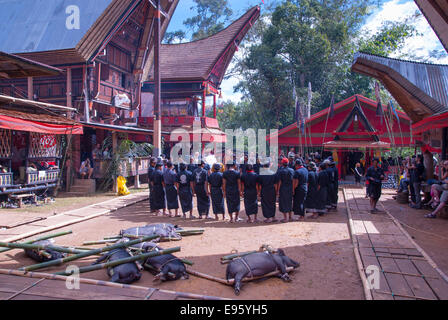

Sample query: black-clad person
[316,162,330,215]
[151,162,166,215]
[223,162,242,223]
[241,164,259,223]
[305,161,319,219]
[163,161,179,217]
[256,161,279,223]
[293,158,308,220]
[207,163,225,220]
[176,163,194,219]
[193,160,210,219]
[147,157,157,213]
[326,160,339,211]
[188,156,198,175]
[277,157,295,222]
[365,158,385,214]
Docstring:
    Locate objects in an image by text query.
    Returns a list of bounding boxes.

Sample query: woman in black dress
[241,164,259,223]
[151,162,166,215]
[193,161,210,219]
[256,162,279,223]
[176,163,194,219]
[207,163,225,220]
[316,162,330,215]
[305,162,318,219]
[223,162,241,223]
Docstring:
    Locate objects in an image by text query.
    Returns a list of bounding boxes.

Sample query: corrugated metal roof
[352,52,448,114]
[0,0,113,53]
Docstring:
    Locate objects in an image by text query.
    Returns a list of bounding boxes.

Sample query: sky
[166,0,448,103]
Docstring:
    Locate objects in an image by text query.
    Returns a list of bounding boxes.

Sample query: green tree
[233,0,416,130]
[165,0,233,42]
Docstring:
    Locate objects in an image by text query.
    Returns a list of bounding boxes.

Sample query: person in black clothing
[277,158,295,222]
[207,163,225,220]
[365,158,385,213]
[193,160,210,219]
[241,164,259,223]
[256,161,279,223]
[176,163,194,219]
[410,155,425,209]
[316,162,330,215]
[305,162,319,219]
[147,157,156,213]
[151,162,166,215]
[223,162,242,223]
[327,160,339,210]
[163,161,179,217]
[293,158,309,220]
[353,162,363,185]
[187,155,198,175]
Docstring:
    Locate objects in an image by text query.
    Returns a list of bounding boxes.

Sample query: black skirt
[195,184,210,215]
[165,184,179,210]
[152,184,166,210]
[278,184,293,213]
[178,185,193,213]
[210,186,225,214]
[244,188,258,215]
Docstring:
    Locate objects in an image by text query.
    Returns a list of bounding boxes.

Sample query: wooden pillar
[423,150,434,181]
[134,159,141,189]
[213,94,217,118]
[442,127,447,161]
[112,132,118,192]
[202,89,206,117]
[152,0,162,157]
[27,77,33,100]
[66,68,72,109]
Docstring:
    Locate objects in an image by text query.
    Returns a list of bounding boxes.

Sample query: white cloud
[362,0,448,64]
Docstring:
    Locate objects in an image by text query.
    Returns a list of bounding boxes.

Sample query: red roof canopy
[268,94,413,148]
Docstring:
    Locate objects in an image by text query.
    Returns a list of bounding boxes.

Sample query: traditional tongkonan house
[351,52,448,180]
[139,6,261,155]
[0,51,83,205]
[267,94,413,178]
[0,0,179,193]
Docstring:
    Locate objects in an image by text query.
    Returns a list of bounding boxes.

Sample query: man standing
[410,155,425,209]
[293,159,308,220]
[277,158,294,222]
[163,161,179,217]
[176,163,194,219]
[327,160,339,211]
[151,162,166,216]
[365,158,385,213]
[147,157,157,213]
[256,161,279,223]
[207,163,225,220]
[223,162,242,223]
[194,160,210,219]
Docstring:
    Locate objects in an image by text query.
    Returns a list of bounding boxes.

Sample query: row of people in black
[147,156,340,223]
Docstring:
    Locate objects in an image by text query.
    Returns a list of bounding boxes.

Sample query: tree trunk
[423,151,434,181]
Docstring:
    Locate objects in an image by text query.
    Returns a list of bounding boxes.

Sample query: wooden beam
[27,77,33,100]
[66,68,72,109]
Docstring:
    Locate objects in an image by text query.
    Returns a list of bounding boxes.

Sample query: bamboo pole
[0,242,93,255]
[221,251,257,262]
[186,267,295,286]
[83,239,118,246]
[0,230,73,254]
[0,268,230,300]
[19,235,158,272]
[55,247,181,276]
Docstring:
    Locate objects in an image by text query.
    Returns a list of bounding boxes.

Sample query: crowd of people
[146,152,340,223]
[396,156,448,219]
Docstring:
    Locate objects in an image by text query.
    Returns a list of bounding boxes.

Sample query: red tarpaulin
[0,114,83,135]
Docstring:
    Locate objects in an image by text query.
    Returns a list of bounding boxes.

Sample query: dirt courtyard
[0,192,364,300]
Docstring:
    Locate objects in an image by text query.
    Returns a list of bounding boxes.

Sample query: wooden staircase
[66,179,96,197]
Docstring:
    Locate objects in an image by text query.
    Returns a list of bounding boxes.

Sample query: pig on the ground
[92,248,141,284]
[24,240,66,263]
[120,223,181,241]
[139,242,188,281]
[225,249,300,295]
